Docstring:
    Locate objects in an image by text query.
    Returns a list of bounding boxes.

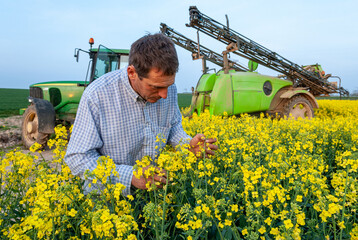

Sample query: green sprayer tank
[192,71,293,116]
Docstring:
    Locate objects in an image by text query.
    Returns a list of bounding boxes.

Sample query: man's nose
[158,88,168,99]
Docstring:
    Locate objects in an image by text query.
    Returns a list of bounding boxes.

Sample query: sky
[0,0,357,93]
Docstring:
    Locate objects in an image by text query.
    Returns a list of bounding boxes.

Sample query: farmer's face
[127,66,175,103]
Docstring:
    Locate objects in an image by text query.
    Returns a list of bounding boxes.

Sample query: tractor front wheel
[283,95,314,119]
[21,105,49,149]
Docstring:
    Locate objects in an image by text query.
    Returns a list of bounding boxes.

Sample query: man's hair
[129,33,179,78]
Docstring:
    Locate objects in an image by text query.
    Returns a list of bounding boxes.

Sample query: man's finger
[155,167,167,177]
[205,138,217,143]
[207,144,218,150]
[205,149,216,156]
[192,134,206,144]
[154,175,167,184]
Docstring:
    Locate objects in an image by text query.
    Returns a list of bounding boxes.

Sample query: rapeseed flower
[1,100,358,239]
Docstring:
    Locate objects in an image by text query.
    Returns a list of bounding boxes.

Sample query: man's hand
[189,133,218,158]
[131,166,167,190]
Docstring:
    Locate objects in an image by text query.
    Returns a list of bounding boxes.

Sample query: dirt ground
[0,115,22,149]
[0,116,54,160]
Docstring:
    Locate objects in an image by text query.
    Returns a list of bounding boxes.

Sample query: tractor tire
[283,95,314,119]
[21,104,49,149]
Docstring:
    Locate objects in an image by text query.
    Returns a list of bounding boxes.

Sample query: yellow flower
[224,219,231,226]
[258,226,266,234]
[29,142,42,152]
[202,204,211,216]
[297,212,305,226]
[338,221,346,229]
[68,208,77,217]
[284,219,294,229]
[126,234,137,240]
[270,227,280,235]
[231,204,239,212]
[194,206,202,214]
[264,217,272,225]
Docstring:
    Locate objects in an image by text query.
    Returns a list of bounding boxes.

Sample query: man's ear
[127,65,137,80]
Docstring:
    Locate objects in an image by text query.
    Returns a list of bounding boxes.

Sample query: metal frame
[160,23,248,73]
[186,6,349,96]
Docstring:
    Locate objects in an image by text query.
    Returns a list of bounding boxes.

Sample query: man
[65,33,217,196]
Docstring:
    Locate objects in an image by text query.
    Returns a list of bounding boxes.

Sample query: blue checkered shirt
[65,69,191,196]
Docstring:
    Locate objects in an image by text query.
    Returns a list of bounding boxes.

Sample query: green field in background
[316,96,358,100]
[177,93,192,109]
[0,89,29,117]
[0,88,192,117]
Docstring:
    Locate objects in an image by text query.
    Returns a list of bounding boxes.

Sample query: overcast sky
[0,0,357,93]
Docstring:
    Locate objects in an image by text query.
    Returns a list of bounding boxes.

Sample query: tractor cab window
[91,45,120,82]
[120,55,129,69]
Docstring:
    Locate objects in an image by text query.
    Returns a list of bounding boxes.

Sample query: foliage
[1,100,358,239]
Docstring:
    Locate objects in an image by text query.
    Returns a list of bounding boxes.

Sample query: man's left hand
[189,134,218,158]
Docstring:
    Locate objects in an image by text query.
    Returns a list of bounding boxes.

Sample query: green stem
[340,165,350,240]
[161,172,170,239]
[152,175,160,240]
[333,217,337,240]
[203,139,208,195]
[193,227,208,240]
[52,216,56,239]
[213,220,224,240]
[232,227,242,240]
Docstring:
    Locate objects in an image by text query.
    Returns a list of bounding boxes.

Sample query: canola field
[1,99,358,240]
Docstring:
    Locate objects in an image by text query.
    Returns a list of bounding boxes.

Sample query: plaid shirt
[65,69,191,196]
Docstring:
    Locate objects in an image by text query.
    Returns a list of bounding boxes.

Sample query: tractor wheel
[21,105,49,149]
[283,95,314,119]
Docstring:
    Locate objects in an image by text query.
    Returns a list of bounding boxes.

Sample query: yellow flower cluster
[0,99,357,239]
[315,99,358,118]
[1,125,137,240]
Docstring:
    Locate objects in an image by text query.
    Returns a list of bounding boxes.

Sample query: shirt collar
[122,68,145,103]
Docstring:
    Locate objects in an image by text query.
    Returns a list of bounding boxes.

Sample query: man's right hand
[131,166,167,190]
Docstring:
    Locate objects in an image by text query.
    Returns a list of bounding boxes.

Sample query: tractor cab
[75,39,129,85]
[89,46,129,83]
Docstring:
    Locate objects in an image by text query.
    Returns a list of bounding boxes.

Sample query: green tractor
[21,39,129,148]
